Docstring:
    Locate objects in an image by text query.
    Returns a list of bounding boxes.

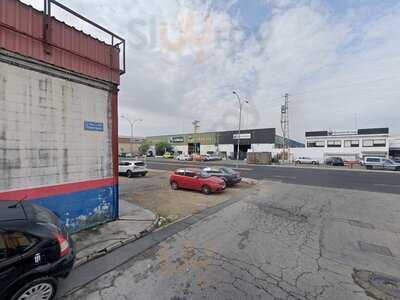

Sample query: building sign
[233,133,251,140]
[84,121,104,132]
[170,136,184,143]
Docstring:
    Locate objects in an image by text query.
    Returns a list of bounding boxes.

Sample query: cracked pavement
[64,181,400,300]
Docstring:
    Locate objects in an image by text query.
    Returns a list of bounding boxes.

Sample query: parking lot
[119,170,254,223]
[144,159,400,195]
[65,178,400,300]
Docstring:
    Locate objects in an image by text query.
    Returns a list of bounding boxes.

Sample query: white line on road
[272,175,297,180]
[373,183,400,188]
[146,161,253,171]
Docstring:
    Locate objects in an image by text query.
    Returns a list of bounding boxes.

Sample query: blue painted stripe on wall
[32,185,117,233]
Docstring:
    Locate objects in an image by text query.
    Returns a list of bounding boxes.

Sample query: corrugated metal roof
[0,0,122,84]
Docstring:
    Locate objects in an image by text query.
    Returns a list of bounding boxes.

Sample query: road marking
[373,183,400,188]
[272,175,297,180]
[146,161,253,171]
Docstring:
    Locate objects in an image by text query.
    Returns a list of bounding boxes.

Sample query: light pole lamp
[233,91,248,169]
[121,116,143,155]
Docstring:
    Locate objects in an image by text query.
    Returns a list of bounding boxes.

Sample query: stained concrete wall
[0,61,112,190]
[0,56,116,232]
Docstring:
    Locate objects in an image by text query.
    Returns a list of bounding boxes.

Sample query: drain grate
[358,241,393,257]
[353,269,400,299]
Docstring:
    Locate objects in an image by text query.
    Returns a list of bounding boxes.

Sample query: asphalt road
[61,181,400,300]
[145,159,400,194]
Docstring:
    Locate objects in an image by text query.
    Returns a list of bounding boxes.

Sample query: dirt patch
[120,171,252,221]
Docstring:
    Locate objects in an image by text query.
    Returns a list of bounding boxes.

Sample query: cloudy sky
[24,0,400,141]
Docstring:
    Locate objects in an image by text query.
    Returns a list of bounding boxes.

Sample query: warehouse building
[118,136,145,156]
[0,0,125,232]
[303,128,391,161]
[146,128,304,159]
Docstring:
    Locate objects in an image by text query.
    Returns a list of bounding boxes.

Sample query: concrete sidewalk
[71,199,158,268]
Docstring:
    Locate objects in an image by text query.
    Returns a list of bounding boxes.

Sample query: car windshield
[199,171,211,178]
[221,167,236,174]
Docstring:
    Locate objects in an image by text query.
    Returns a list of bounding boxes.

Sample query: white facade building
[303,128,390,161]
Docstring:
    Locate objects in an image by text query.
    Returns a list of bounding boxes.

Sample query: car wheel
[171,181,179,190]
[201,185,211,194]
[126,170,133,178]
[11,277,57,300]
[366,165,372,170]
[312,161,317,165]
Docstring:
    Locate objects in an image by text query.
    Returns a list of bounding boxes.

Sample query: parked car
[363,157,400,170]
[325,157,344,166]
[393,157,400,163]
[0,201,75,300]
[163,152,174,159]
[119,160,148,177]
[169,168,226,194]
[176,154,192,161]
[382,159,400,171]
[295,157,319,165]
[204,154,222,161]
[202,167,241,186]
[192,154,206,161]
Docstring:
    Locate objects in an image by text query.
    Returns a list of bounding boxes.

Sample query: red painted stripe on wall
[0,178,114,201]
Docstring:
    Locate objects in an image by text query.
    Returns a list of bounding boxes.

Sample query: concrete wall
[174,145,188,154]
[249,144,275,153]
[0,59,117,232]
[200,144,217,155]
[218,144,234,155]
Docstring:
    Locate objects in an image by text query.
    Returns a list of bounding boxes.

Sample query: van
[364,157,387,170]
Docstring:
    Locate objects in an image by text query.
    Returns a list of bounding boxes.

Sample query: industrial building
[118,136,145,156]
[146,128,304,158]
[0,0,125,232]
[303,128,392,161]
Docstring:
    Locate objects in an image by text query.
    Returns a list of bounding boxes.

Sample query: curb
[73,214,160,269]
[242,177,258,185]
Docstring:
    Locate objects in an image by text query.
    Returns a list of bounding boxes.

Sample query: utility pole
[192,120,200,153]
[233,91,248,169]
[280,93,290,163]
[121,116,143,156]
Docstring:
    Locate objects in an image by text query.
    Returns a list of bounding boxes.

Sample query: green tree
[155,141,172,156]
[139,142,151,155]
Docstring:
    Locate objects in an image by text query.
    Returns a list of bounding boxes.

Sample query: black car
[0,201,75,300]
[325,157,345,166]
[203,167,241,186]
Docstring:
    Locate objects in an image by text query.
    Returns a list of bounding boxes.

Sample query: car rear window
[5,232,39,255]
[0,234,7,260]
[31,204,59,225]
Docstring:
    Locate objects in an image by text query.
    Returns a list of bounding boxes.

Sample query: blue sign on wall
[84,121,104,132]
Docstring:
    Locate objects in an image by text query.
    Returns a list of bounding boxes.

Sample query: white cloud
[21,0,400,141]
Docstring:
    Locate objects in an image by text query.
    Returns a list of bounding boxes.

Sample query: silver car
[364,157,400,171]
[382,159,400,171]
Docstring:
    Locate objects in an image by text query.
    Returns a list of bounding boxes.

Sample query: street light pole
[233,91,248,169]
[121,116,143,156]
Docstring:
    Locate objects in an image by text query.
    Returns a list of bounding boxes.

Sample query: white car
[295,157,319,165]
[119,160,148,177]
[176,154,192,161]
[364,157,400,171]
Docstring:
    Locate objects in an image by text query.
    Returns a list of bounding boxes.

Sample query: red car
[170,168,226,194]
